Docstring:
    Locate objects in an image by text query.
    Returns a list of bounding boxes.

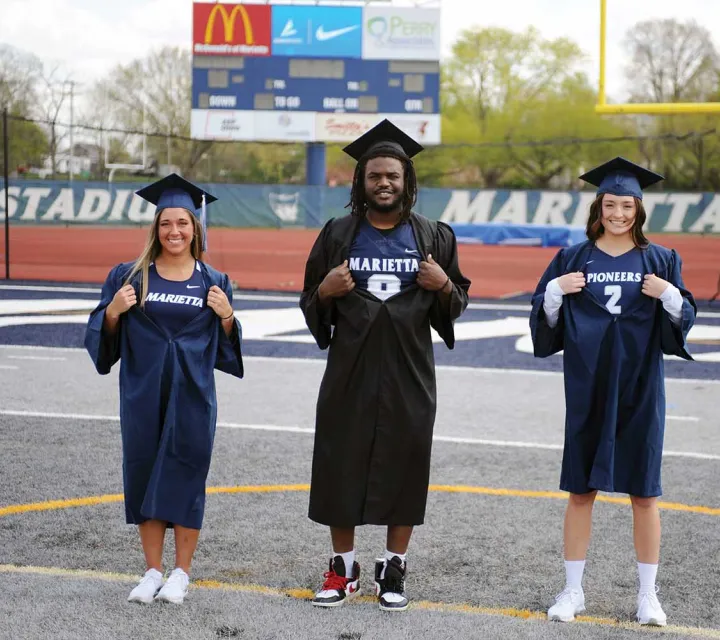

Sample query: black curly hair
[346,149,418,221]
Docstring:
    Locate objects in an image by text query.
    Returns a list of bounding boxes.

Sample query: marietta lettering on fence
[1,181,719,233]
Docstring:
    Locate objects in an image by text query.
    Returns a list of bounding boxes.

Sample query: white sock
[381,550,406,579]
[564,560,586,591]
[333,550,355,578]
[637,562,658,594]
[385,550,406,564]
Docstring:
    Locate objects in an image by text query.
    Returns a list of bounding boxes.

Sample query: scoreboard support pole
[306,142,326,186]
[305,142,327,226]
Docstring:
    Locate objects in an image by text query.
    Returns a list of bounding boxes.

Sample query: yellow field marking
[0,484,720,517]
[431,486,720,517]
[207,484,309,495]
[2,484,720,519]
[1,564,719,638]
[0,494,124,517]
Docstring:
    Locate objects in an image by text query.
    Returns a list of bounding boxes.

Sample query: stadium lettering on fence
[1,182,719,233]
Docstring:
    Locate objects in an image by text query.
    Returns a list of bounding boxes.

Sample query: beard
[366,189,404,213]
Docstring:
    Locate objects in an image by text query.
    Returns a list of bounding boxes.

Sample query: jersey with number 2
[585,247,644,315]
[348,220,420,301]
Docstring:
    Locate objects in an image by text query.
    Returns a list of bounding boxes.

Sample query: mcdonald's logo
[205,4,253,45]
[193,3,271,57]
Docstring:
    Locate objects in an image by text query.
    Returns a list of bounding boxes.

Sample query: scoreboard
[190,2,441,144]
[192,57,440,114]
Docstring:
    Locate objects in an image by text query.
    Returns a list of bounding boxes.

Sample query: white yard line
[1,409,716,461]
[0,345,718,385]
[6,355,66,361]
[2,284,720,317]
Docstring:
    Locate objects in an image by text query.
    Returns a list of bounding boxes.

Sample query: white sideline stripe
[1,409,715,460]
[2,284,720,316]
[0,365,19,370]
[0,285,102,294]
[0,345,718,385]
[7,355,66,361]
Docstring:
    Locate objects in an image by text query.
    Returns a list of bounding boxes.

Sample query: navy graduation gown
[85,261,243,529]
[530,241,696,497]
[300,213,471,527]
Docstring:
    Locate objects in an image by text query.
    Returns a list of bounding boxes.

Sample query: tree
[37,65,74,178]
[506,75,634,189]
[211,142,305,184]
[438,26,624,188]
[85,46,212,177]
[0,44,48,173]
[625,19,717,103]
[624,19,720,189]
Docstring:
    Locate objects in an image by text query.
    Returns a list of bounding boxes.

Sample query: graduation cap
[343,118,424,162]
[136,173,217,251]
[579,157,663,200]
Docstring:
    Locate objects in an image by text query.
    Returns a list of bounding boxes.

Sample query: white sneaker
[547,587,586,622]
[637,588,667,626]
[127,568,164,604]
[155,568,190,604]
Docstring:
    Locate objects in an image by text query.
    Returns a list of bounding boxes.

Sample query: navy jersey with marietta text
[144,262,205,335]
[85,260,243,530]
[300,213,471,527]
[585,247,645,315]
[348,219,419,301]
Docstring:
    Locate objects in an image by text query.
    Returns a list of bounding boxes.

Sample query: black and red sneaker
[375,556,409,612]
[312,556,361,608]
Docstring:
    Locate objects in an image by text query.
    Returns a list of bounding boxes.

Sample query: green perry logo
[366,15,436,43]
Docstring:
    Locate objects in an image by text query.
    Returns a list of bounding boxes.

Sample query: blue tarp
[451,223,588,247]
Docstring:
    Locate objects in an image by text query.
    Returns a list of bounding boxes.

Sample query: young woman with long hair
[530,158,696,626]
[85,174,243,605]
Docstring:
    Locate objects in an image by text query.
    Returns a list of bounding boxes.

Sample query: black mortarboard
[579,157,663,200]
[136,173,217,251]
[342,118,424,162]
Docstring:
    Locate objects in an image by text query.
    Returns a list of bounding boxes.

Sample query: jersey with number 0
[144,262,206,335]
[585,247,644,315]
[348,220,420,301]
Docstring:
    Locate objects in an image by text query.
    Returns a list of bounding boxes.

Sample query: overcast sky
[1,0,718,114]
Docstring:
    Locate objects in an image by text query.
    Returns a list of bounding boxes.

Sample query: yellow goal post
[596,0,720,115]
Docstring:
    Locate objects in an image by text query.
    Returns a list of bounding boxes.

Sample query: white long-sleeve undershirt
[542,278,684,328]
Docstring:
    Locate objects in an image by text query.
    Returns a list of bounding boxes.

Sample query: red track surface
[2,227,719,299]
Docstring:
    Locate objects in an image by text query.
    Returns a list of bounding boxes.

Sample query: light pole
[60,80,81,183]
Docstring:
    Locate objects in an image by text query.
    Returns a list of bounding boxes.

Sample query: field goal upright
[596,0,720,115]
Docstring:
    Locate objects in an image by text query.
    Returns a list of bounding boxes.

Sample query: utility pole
[68,80,74,184]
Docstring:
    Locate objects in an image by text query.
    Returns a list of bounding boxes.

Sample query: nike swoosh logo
[405,249,419,255]
[586,260,594,264]
[186,285,201,289]
[315,25,359,41]
[348,584,358,594]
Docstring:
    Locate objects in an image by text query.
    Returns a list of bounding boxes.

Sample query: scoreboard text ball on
[190,2,442,144]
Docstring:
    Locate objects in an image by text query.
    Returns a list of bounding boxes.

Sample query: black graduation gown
[85,261,243,529]
[530,241,696,497]
[300,213,470,527]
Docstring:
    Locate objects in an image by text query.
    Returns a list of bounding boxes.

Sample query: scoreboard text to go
[275,96,302,108]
